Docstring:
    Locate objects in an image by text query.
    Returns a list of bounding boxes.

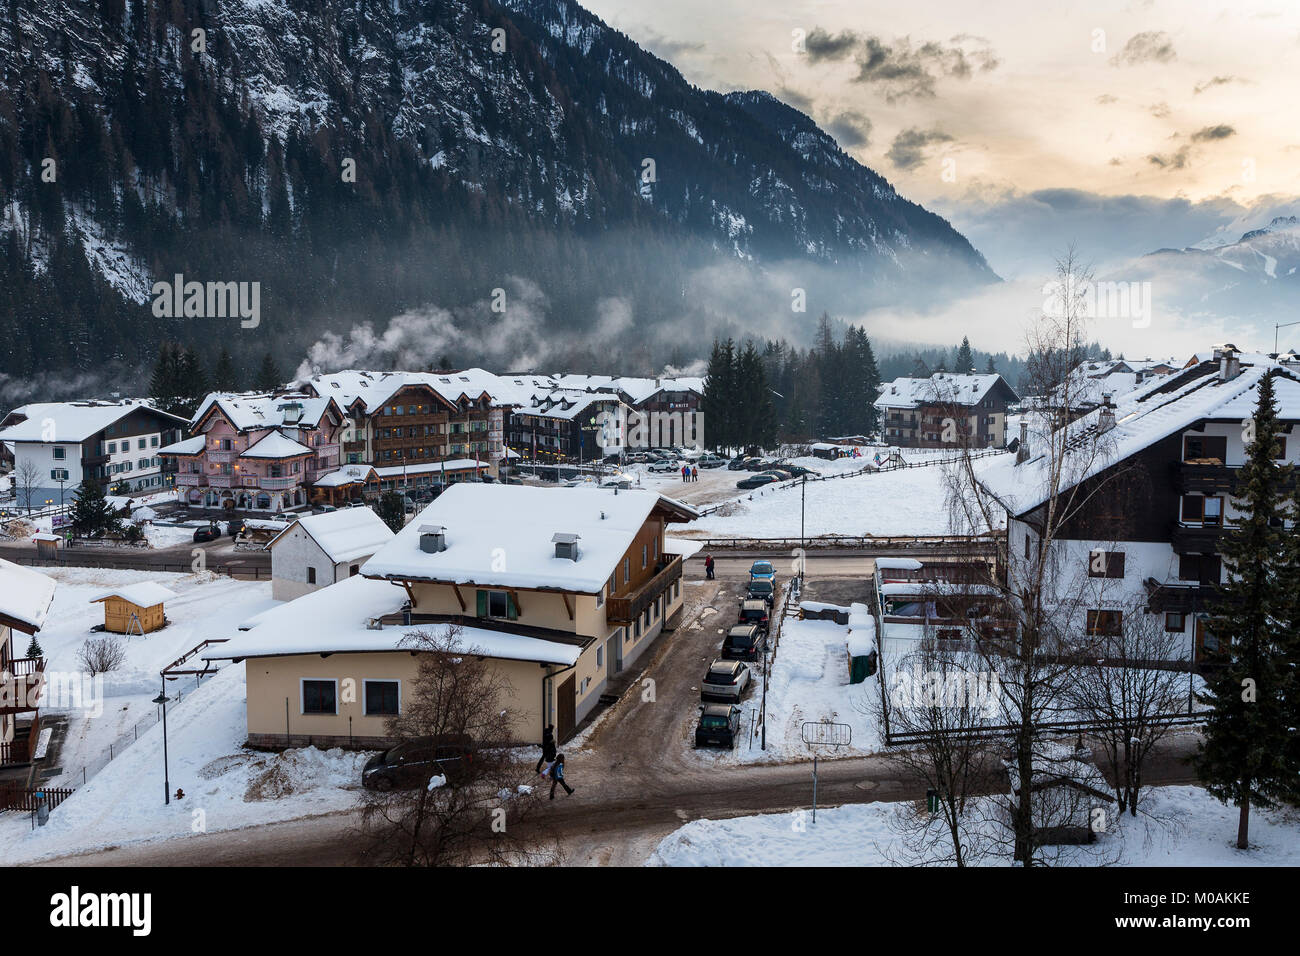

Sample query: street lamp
[152,679,172,805]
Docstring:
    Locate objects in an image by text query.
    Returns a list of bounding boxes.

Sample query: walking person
[705,554,715,579]
[681,464,688,482]
[535,724,556,775]
[549,753,574,799]
[692,465,698,482]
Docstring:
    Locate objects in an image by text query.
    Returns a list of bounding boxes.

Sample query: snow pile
[846,604,876,657]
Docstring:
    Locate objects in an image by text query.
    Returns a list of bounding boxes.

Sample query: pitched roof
[0,558,56,633]
[157,436,205,455]
[90,582,177,608]
[361,484,698,593]
[193,393,339,433]
[0,400,183,443]
[239,430,315,459]
[979,353,1300,517]
[875,373,1018,410]
[268,507,394,564]
[201,574,581,665]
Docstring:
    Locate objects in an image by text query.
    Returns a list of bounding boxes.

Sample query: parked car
[225,518,246,537]
[759,469,792,481]
[749,560,777,584]
[313,503,338,514]
[192,523,221,543]
[745,578,776,606]
[626,452,651,464]
[743,458,770,472]
[347,499,369,508]
[361,735,474,791]
[694,703,743,749]
[701,659,751,702]
[727,456,753,471]
[722,624,764,662]
[737,599,771,632]
[779,463,816,478]
[647,459,680,474]
[736,474,777,490]
[697,454,728,469]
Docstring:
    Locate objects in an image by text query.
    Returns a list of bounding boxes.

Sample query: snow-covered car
[701,659,751,702]
[694,704,742,749]
[647,459,680,474]
[361,735,474,791]
[722,624,764,662]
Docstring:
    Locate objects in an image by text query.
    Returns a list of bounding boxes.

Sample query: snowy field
[9,567,276,790]
[680,466,974,539]
[686,607,883,766]
[648,786,1300,867]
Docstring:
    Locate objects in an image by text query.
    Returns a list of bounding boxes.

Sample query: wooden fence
[0,784,75,813]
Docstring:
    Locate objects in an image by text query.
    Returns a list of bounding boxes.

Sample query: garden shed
[90,582,177,634]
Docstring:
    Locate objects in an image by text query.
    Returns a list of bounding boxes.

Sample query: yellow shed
[90,582,177,635]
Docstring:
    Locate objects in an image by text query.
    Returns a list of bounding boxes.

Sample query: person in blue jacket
[549,753,575,799]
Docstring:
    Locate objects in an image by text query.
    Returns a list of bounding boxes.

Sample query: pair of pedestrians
[535,724,575,799]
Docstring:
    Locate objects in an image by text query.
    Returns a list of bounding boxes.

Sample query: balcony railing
[343,441,367,453]
[1172,523,1224,554]
[207,474,234,488]
[1144,579,1217,614]
[207,449,238,464]
[255,476,301,490]
[1,657,45,716]
[174,473,207,487]
[1178,462,1238,494]
[606,554,682,625]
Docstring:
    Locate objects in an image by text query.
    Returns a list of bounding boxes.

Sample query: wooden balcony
[1172,523,1224,554]
[1144,579,1216,614]
[1,657,45,716]
[606,555,682,625]
[343,441,367,453]
[174,473,207,487]
[1178,462,1237,494]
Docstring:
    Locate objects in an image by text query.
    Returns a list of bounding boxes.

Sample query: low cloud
[825,110,873,148]
[1147,146,1191,170]
[1110,31,1177,67]
[1194,75,1245,94]
[1190,124,1235,142]
[801,29,997,103]
[887,127,954,170]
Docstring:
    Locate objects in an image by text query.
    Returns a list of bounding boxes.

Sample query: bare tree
[939,247,1140,864]
[77,635,126,678]
[14,459,41,514]
[864,635,998,866]
[356,627,560,867]
[1066,601,1191,816]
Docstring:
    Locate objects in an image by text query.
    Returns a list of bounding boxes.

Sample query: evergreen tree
[68,478,123,539]
[955,336,973,374]
[376,491,406,533]
[255,352,284,391]
[701,339,736,452]
[1194,371,1294,849]
[25,635,43,659]
[985,356,996,374]
[213,347,239,391]
[148,341,184,414]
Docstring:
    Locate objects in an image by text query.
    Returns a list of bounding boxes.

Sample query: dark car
[226,518,246,537]
[727,457,752,471]
[759,469,792,481]
[361,735,474,791]
[745,578,776,606]
[743,458,770,472]
[736,474,777,490]
[737,599,771,632]
[192,523,221,543]
[694,703,743,748]
[781,464,816,478]
[723,624,764,662]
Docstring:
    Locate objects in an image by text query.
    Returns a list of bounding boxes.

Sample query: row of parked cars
[733,458,816,490]
[694,561,779,749]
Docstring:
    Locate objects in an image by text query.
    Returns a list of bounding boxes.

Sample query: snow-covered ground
[648,786,1300,866]
[11,567,276,790]
[680,465,978,539]
[2,665,370,863]
[687,604,883,765]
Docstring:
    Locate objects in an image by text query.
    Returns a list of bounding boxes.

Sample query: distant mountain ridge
[0,0,995,387]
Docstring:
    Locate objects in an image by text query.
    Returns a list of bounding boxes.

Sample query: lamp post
[152,680,172,805]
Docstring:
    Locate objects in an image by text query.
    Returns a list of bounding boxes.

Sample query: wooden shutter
[476,589,487,616]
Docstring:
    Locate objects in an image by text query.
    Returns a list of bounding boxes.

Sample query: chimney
[419,524,447,553]
[1213,343,1241,382]
[1016,420,1030,464]
[552,532,580,561]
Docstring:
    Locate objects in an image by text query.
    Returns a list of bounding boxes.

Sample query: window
[1024,533,1031,560]
[1085,610,1123,636]
[52,446,65,460]
[596,646,604,669]
[107,442,116,454]
[608,574,616,595]
[364,680,400,716]
[307,567,317,584]
[138,438,147,450]
[642,544,647,569]
[1178,554,1221,585]
[623,557,630,585]
[302,679,337,715]
[151,436,159,447]
[1182,435,1227,462]
[1165,612,1186,632]
[1088,550,1125,579]
[1181,495,1223,526]
[478,589,515,619]
[350,564,360,576]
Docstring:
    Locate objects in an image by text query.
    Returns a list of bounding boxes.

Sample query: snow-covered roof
[879,581,1003,597]
[0,558,56,632]
[875,373,1017,410]
[0,400,182,443]
[979,353,1300,517]
[311,465,376,487]
[90,582,177,608]
[361,484,698,593]
[158,436,205,455]
[300,369,514,412]
[239,430,315,459]
[203,575,581,665]
[663,536,704,558]
[875,558,923,571]
[372,459,487,479]
[193,393,337,433]
[269,508,394,564]
[516,390,616,421]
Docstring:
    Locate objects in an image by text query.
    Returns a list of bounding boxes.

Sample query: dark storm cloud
[887,127,954,170]
[801,29,997,103]
[824,110,873,148]
[1190,124,1236,142]
[1110,31,1177,66]
[1147,146,1191,169]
